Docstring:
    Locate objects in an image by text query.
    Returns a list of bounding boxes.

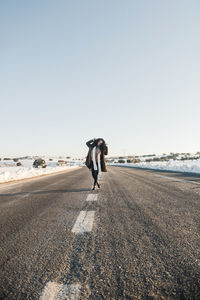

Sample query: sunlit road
[0,166,199,299]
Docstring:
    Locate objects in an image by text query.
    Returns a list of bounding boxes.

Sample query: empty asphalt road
[0,166,200,299]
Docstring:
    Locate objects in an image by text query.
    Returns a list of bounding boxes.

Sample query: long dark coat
[85,139,108,172]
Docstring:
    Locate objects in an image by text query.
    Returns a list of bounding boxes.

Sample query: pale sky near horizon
[1,0,200,158]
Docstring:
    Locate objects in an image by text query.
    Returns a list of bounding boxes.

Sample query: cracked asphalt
[0,166,199,299]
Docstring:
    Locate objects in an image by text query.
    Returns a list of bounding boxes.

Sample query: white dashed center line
[39,282,81,300]
[71,211,95,234]
[86,194,98,201]
[39,177,102,296]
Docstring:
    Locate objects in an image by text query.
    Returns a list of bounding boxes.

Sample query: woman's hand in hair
[86,139,95,148]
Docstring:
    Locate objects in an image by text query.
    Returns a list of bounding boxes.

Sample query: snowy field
[108,159,200,174]
[0,158,85,184]
[1,153,200,184]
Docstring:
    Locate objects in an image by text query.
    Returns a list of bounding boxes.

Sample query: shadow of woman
[0,188,92,197]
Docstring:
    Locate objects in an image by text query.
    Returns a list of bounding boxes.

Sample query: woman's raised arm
[86,138,95,148]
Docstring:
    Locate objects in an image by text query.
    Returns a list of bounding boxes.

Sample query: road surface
[0,166,200,299]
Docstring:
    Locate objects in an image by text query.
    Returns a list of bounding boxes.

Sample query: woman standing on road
[85,138,108,190]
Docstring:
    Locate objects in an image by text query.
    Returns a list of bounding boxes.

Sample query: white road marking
[86,194,98,201]
[155,174,200,185]
[71,211,95,233]
[39,282,81,300]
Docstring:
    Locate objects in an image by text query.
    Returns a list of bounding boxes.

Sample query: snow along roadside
[0,166,83,187]
[108,159,200,175]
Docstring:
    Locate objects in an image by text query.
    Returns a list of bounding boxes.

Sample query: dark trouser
[91,160,99,185]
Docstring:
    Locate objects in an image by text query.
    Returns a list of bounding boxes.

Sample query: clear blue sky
[1,0,200,158]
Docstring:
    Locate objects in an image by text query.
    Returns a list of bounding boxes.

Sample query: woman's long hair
[91,138,108,155]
